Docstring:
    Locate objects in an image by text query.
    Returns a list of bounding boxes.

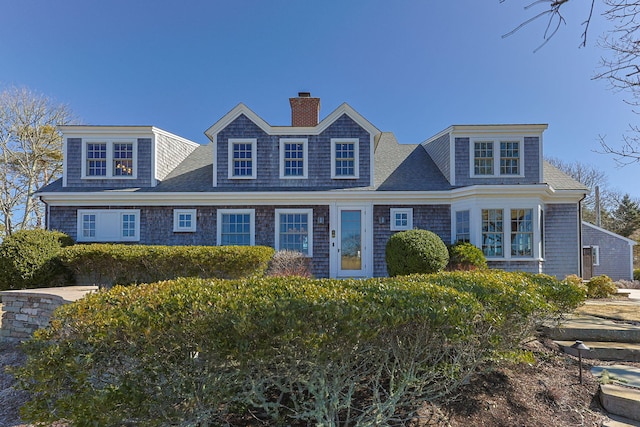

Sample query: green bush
[14,271,581,426]
[385,229,449,276]
[586,274,617,298]
[634,269,640,281]
[0,229,74,291]
[58,244,274,287]
[447,242,487,270]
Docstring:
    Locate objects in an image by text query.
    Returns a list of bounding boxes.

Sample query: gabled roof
[582,221,637,246]
[204,102,380,140]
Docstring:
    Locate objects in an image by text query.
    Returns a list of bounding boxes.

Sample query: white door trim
[329,202,373,278]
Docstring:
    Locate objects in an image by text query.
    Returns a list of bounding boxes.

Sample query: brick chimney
[289,92,320,127]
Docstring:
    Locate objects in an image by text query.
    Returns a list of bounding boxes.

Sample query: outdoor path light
[570,340,590,384]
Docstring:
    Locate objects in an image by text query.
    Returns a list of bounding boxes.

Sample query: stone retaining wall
[0,286,97,342]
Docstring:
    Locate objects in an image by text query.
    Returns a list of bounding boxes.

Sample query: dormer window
[82,140,137,179]
[471,138,523,177]
[331,138,359,179]
[280,138,308,179]
[228,138,257,179]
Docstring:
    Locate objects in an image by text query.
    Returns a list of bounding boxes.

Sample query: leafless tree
[503,1,640,163]
[0,87,74,237]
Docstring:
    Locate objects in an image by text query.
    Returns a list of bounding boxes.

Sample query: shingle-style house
[582,221,636,281]
[37,93,589,279]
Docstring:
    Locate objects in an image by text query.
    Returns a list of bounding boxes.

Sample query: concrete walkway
[1,285,97,303]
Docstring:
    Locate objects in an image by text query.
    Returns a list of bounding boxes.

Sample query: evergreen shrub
[447,242,487,270]
[58,244,274,287]
[586,274,617,298]
[15,271,584,426]
[0,229,74,291]
[385,229,449,276]
[634,269,640,281]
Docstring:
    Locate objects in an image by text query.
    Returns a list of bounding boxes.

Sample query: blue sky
[1,1,638,198]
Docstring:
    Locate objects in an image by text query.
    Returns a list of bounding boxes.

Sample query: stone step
[541,315,640,343]
[592,366,640,389]
[601,384,640,422]
[603,414,640,427]
[555,341,640,362]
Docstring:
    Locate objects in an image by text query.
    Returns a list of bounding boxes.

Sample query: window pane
[87,143,107,176]
[279,213,309,254]
[500,141,519,175]
[82,214,96,237]
[456,210,470,243]
[113,143,134,176]
[233,143,253,177]
[511,208,533,257]
[482,209,503,257]
[474,142,493,175]
[335,143,355,176]
[122,214,136,238]
[284,143,304,176]
[221,213,251,245]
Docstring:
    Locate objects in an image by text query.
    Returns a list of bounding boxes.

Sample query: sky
[1,0,638,198]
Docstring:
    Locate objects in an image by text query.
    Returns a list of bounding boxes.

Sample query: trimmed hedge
[15,271,584,426]
[0,229,74,291]
[586,274,617,298]
[385,229,449,276]
[447,242,487,271]
[58,244,275,286]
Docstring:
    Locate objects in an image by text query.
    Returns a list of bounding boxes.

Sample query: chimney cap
[298,92,311,98]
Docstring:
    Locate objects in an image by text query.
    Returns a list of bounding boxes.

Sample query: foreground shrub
[58,244,274,286]
[267,249,312,277]
[634,269,640,281]
[0,229,74,291]
[447,242,487,271]
[15,271,581,426]
[385,229,449,276]
[586,274,617,298]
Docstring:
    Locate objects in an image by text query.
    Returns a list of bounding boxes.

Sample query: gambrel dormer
[204,93,381,190]
[421,124,547,187]
[60,126,199,189]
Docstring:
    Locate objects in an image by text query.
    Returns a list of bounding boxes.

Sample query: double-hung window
[77,209,140,242]
[275,209,313,256]
[83,140,136,179]
[511,209,533,257]
[331,138,359,179]
[471,138,522,177]
[228,139,257,179]
[455,210,470,243]
[217,209,255,246]
[482,209,503,257]
[280,138,308,179]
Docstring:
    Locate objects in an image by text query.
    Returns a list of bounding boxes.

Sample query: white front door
[330,204,372,278]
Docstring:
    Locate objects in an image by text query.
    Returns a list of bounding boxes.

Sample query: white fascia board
[204,102,381,141]
[449,124,548,137]
[582,221,637,246]
[151,127,200,147]
[420,126,454,146]
[62,137,68,187]
[59,125,157,138]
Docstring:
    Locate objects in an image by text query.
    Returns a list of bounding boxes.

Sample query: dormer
[60,126,199,188]
[421,124,547,187]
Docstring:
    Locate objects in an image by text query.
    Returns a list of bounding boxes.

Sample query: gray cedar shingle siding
[50,205,331,278]
[215,114,371,189]
[372,204,451,277]
[65,138,154,188]
[543,203,581,278]
[155,133,199,181]
[421,132,451,184]
[454,136,540,186]
[582,223,634,281]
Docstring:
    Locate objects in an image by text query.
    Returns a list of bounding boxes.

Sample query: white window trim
[81,139,138,179]
[173,209,197,232]
[274,208,313,257]
[76,209,140,242]
[454,209,471,242]
[279,138,308,179]
[228,138,257,180]
[331,138,359,179]
[216,209,255,246]
[390,208,413,231]
[469,137,524,178]
[592,245,600,266]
